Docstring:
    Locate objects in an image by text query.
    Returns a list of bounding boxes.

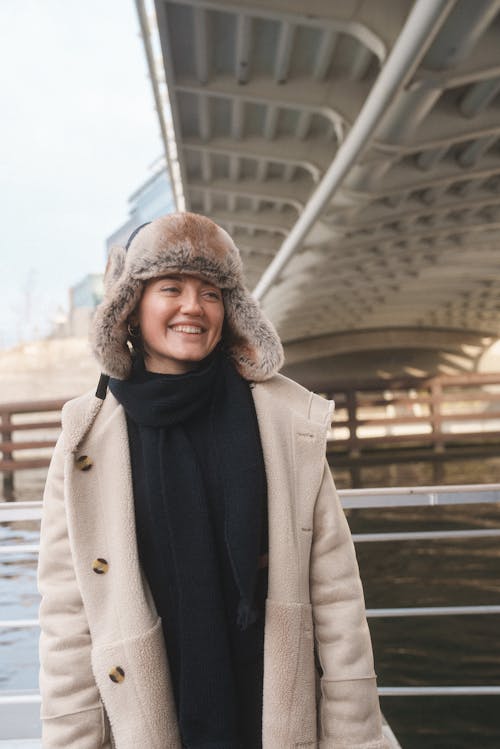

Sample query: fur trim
[91,212,283,381]
[104,245,126,292]
[223,286,284,381]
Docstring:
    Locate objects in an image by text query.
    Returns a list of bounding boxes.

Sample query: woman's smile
[133,273,225,374]
[169,324,206,335]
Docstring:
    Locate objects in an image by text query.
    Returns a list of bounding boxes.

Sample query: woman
[38,212,388,749]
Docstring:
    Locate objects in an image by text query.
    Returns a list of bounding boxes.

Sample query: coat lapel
[252,379,332,747]
[251,382,329,602]
[63,391,159,642]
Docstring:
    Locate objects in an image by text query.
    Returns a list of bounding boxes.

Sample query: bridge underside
[282,327,494,388]
[140,0,500,383]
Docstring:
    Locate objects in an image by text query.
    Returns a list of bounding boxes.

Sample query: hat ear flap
[104,245,126,292]
[90,244,133,379]
[91,278,143,379]
[223,286,284,381]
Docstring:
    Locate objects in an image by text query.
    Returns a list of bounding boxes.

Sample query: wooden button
[109,666,125,683]
[76,455,93,471]
[92,558,109,575]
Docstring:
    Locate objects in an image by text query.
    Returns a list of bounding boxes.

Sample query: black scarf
[109,347,268,748]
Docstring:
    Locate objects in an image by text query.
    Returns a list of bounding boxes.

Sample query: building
[67,273,105,338]
[106,161,175,251]
[61,162,174,338]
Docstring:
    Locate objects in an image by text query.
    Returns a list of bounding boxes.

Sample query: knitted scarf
[109,347,267,748]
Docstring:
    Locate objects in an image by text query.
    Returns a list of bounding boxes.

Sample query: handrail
[366,605,500,617]
[0,501,42,521]
[379,686,500,696]
[4,527,500,552]
[341,483,500,508]
[2,685,499,705]
[5,527,500,553]
[0,545,40,554]
[1,484,498,714]
[352,528,500,542]
[2,482,500,520]
[0,620,39,629]
[0,691,40,705]
[3,603,500,631]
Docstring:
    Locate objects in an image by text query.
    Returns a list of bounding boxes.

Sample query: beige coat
[38,372,388,749]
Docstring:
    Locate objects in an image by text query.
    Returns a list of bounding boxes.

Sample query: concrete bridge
[135,0,500,386]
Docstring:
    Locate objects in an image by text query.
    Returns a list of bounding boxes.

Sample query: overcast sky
[0,0,163,348]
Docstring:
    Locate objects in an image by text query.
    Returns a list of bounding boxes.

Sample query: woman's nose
[180,290,203,314]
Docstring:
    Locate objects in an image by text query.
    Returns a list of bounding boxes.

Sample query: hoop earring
[127,322,140,338]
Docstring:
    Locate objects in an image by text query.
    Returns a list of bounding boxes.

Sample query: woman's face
[132,273,225,374]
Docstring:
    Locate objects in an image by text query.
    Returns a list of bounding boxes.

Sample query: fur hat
[91,212,284,381]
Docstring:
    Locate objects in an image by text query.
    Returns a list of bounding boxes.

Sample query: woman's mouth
[169,325,205,334]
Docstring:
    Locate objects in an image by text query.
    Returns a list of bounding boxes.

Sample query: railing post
[430,379,444,484]
[346,389,361,488]
[0,409,14,500]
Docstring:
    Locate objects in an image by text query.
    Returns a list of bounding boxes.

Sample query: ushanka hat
[91,212,284,381]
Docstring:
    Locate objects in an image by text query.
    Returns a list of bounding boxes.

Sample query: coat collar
[61,373,333,457]
[61,391,106,454]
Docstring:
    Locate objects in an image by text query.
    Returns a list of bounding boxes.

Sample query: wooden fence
[0,398,66,497]
[2,373,500,494]
[325,372,500,486]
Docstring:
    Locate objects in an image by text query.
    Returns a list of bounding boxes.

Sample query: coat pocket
[263,599,317,747]
[41,705,109,748]
[91,617,181,749]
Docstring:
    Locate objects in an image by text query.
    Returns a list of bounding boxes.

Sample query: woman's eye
[161,286,179,293]
[204,290,221,300]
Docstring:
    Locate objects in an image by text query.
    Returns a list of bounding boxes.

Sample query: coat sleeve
[37,434,111,749]
[310,458,389,749]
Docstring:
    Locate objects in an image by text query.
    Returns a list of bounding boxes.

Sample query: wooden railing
[0,399,67,497]
[325,372,500,486]
[3,373,500,495]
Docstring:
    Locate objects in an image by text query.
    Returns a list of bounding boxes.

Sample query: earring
[127,322,140,338]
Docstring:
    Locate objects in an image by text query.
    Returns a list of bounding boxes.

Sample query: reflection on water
[1,471,45,691]
[0,525,40,690]
[350,504,500,749]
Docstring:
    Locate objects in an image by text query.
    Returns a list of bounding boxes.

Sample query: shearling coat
[38,372,388,749]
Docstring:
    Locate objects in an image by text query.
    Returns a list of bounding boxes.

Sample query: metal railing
[345,483,500,698]
[1,483,499,741]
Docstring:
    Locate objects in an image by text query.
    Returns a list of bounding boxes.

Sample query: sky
[0,0,163,348]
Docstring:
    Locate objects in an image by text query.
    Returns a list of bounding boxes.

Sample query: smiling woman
[131,273,225,374]
[37,212,389,749]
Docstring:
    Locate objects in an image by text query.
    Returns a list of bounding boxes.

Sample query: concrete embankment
[0,338,100,403]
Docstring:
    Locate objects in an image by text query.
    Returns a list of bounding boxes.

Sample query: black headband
[125,221,151,251]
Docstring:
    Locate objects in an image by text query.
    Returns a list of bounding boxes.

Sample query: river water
[1,473,499,747]
[349,502,500,749]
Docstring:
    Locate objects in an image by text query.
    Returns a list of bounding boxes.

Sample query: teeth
[171,325,203,333]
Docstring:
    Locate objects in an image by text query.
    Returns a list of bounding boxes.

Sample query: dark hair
[127,324,145,357]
